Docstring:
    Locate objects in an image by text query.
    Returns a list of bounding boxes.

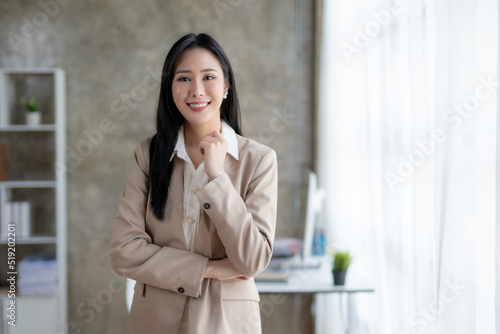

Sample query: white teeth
[190,103,208,108]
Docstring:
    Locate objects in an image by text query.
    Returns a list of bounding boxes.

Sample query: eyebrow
[175,68,218,75]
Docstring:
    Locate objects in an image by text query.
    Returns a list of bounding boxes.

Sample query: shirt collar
[170,120,239,162]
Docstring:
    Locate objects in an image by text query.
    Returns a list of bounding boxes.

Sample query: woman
[109,33,278,334]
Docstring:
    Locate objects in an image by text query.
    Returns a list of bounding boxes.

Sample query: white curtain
[316,0,497,333]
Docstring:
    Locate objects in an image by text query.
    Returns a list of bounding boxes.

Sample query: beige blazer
[109,135,277,334]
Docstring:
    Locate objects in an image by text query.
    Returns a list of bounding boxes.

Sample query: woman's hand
[204,257,249,281]
[199,130,228,180]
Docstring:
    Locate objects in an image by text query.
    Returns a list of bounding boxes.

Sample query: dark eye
[178,76,190,82]
[204,75,215,80]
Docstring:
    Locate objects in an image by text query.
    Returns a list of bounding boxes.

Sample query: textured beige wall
[0,0,315,333]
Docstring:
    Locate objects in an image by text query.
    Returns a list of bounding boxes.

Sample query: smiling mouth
[187,101,211,112]
[188,102,209,108]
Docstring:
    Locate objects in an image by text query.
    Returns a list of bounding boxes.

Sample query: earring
[223,91,228,99]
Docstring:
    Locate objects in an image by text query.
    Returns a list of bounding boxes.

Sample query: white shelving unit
[0,68,67,333]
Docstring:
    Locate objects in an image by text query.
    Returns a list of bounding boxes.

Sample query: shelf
[0,67,67,331]
[0,68,63,75]
[0,181,57,188]
[0,293,57,300]
[0,124,56,132]
[0,236,56,245]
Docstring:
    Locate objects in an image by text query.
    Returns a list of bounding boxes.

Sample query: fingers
[199,131,228,179]
[207,258,246,281]
[199,134,226,154]
[199,132,226,147]
[207,130,224,139]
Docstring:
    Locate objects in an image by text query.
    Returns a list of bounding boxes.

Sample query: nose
[190,79,204,97]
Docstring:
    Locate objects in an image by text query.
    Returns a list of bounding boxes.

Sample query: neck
[184,118,222,147]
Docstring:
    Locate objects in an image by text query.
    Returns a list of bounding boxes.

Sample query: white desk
[255,257,374,334]
[124,258,374,333]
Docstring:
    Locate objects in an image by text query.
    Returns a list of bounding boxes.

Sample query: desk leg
[314,293,321,334]
[346,293,351,334]
[315,293,352,334]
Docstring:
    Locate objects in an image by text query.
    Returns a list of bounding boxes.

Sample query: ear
[224,77,230,93]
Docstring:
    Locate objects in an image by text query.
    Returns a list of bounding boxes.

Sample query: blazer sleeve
[109,140,209,298]
[195,148,278,278]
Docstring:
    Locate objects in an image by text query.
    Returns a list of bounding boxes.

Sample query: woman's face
[172,47,228,129]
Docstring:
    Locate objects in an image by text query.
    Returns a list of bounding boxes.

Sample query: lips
[187,101,210,112]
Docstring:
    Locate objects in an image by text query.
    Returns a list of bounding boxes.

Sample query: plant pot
[26,111,41,126]
[333,270,347,286]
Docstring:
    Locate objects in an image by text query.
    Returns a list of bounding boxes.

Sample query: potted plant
[330,251,352,286]
[21,96,41,126]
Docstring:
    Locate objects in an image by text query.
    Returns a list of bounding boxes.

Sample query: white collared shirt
[170,121,239,251]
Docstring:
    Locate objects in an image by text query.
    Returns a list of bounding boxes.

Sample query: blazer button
[178,287,185,293]
[203,203,211,209]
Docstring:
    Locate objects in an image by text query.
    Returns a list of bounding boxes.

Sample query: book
[18,252,58,296]
[255,269,290,282]
[0,199,10,238]
[0,143,6,181]
[18,201,31,238]
[0,201,32,239]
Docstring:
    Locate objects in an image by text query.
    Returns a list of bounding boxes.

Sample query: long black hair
[149,33,242,220]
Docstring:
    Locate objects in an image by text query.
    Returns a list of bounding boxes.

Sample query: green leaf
[20,96,37,112]
[332,251,352,272]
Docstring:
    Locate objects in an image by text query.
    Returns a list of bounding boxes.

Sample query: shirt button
[203,203,210,209]
[190,187,198,193]
[178,287,185,293]
[186,218,195,224]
